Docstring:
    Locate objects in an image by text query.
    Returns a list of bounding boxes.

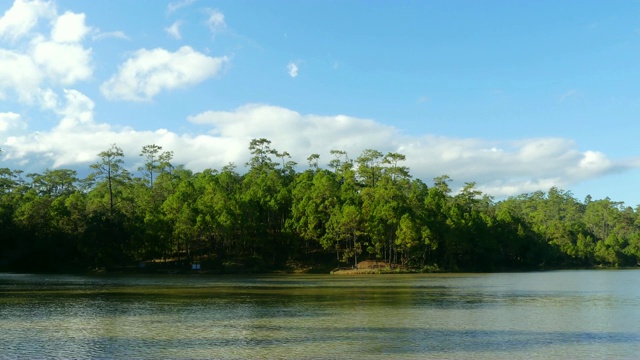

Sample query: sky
[0,0,639,206]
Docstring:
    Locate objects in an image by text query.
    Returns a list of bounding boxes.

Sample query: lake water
[1,270,639,359]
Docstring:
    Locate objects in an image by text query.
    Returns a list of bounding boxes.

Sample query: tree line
[1,138,639,273]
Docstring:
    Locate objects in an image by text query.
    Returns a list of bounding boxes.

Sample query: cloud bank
[1,101,631,198]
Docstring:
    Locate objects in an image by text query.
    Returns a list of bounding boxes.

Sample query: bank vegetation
[1,139,639,273]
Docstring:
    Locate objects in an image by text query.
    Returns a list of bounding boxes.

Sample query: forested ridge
[1,138,639,273]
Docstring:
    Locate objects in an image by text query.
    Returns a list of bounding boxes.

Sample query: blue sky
[1,0,639,206]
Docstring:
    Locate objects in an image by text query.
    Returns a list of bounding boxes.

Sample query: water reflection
[1,271,639,359]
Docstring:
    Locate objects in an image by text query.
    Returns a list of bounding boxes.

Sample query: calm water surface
[1,270,639,359]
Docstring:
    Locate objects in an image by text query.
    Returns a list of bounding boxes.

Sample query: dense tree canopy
[1,140,640,273]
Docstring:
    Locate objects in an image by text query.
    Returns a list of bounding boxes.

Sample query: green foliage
[1,139,640,273]
[139,144,173,188]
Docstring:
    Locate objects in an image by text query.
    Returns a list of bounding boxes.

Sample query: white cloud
[1,97,243,169]
[0,49,42,102]
[51,11,90,43]
[0,112,24,132]
[167,0,196,14]
[100,46,228,101]
[206,9,226,35]
[187,104,632,198]
[38,88,58,110]
[3,90,107,166]
[31,37,92,84]
[54,89,95,130]
[93,30,129,41]
[189,104,396,152]
[165,21,182,40]
[0,103,633,200]
[0,0,55,42]
[0,2,93,106]
[287,62,299,78]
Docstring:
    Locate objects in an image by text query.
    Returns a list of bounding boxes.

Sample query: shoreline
[2,262,637,276]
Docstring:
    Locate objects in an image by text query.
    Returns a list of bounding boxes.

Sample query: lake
[1,270,639,359]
